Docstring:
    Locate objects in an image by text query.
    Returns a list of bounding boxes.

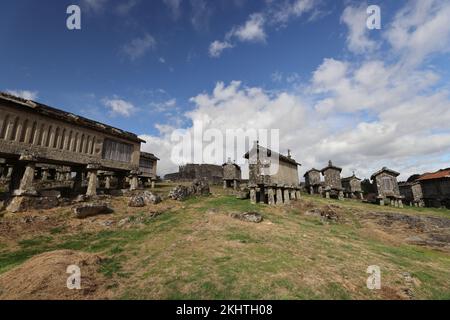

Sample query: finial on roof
[288,149,291,158]
[329,160,333,167]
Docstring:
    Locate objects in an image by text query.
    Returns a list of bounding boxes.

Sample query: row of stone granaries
[0,92,160,213]
[221,142,450,209]
[305,165,450,209]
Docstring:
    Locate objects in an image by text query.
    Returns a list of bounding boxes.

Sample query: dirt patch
[305,205,342,222]
[0,250,113,300]
[362,211,450,251]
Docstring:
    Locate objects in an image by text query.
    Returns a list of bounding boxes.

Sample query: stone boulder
[72,203,113,219]
[7,196,60,213]
[189,180,210,196]
[169,185,191,201]
[128,196,145,208]
[305,205,340,222]
[236,189,250,200]
[230,212,263,223]
[141,191,162,205]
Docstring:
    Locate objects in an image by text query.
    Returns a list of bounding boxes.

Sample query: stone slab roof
[140,152,160,161]
[0,92,144,143]
[370,167,400,180]
[244,145,301,166]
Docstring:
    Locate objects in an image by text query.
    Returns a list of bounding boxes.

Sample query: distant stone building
[304,169,322,195]
[371,167,403,207]
[399,181,424,207]
[417,168,450,208]
[222,159,241,190]
[321,161,344,200]
[164,163,223,184]
[139,152,159,188]
[244,142,301,205]
[341,174,363,199]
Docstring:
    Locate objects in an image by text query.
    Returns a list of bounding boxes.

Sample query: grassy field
[1,184,450,300]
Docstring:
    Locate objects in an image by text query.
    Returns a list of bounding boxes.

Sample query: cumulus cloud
[122,34,156,61]
[340,3,378,54]
[6,90,39,100]
[209,0,318,57]
[271,0,317,25]
[209,40,234,58]
[385,0,450,66]
[102,98,137,117]
[231,13,266,43]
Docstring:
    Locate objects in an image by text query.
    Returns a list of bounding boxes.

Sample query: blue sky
[2,0,450,178]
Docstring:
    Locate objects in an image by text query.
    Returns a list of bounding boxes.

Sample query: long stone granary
[0,92,144,207]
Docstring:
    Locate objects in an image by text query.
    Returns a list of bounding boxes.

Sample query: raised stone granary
[341,173,363,200]
[304,168,322,195]
[139,152,159,188]
[222,158,241,190]
[321,161,344,200]
[370,167,403,207]
[165,163,224,184]
[416,168,450,208]
[0,92,144,212]
[243,142,301,206]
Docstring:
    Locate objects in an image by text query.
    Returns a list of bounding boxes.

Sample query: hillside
[1,184,450,300]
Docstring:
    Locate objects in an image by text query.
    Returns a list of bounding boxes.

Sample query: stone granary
[0,92,144,212]
[417,168,450,208]
[165,163,223,184]
[321,161,344,200]
[341,173,364,200]
[304,169,322,195]
[222,159,241,190]
[139,152,159,188]
[399,175,424,207]
[244,142,301,206]
[370,167,403,207]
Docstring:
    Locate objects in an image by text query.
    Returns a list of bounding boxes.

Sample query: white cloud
[116,0,140,15]
[122,34,156,61]
[6,90,39,100]
[82,0,109,12]
[163,0,183,19]
[385,0,450,66]
[151,98,177,112]
[271,0,317,25]
[231,13,266,43]
[341,4,378,54]
[209,0,318,57]
[209,40,234,58]
[102,98,137,117]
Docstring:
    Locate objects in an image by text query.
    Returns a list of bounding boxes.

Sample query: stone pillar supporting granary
[276,187,284,205]
[243,142,301,206]
[321,161,344,200]
[0,92,145,212]
[86,163,100,197]
[249,184,257,204]
[370,167,404,207]
[267,184,276,205]
[129,169,141,191]
[283,187,291,205]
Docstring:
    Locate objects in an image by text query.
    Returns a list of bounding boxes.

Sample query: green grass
[1,186,450,300]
